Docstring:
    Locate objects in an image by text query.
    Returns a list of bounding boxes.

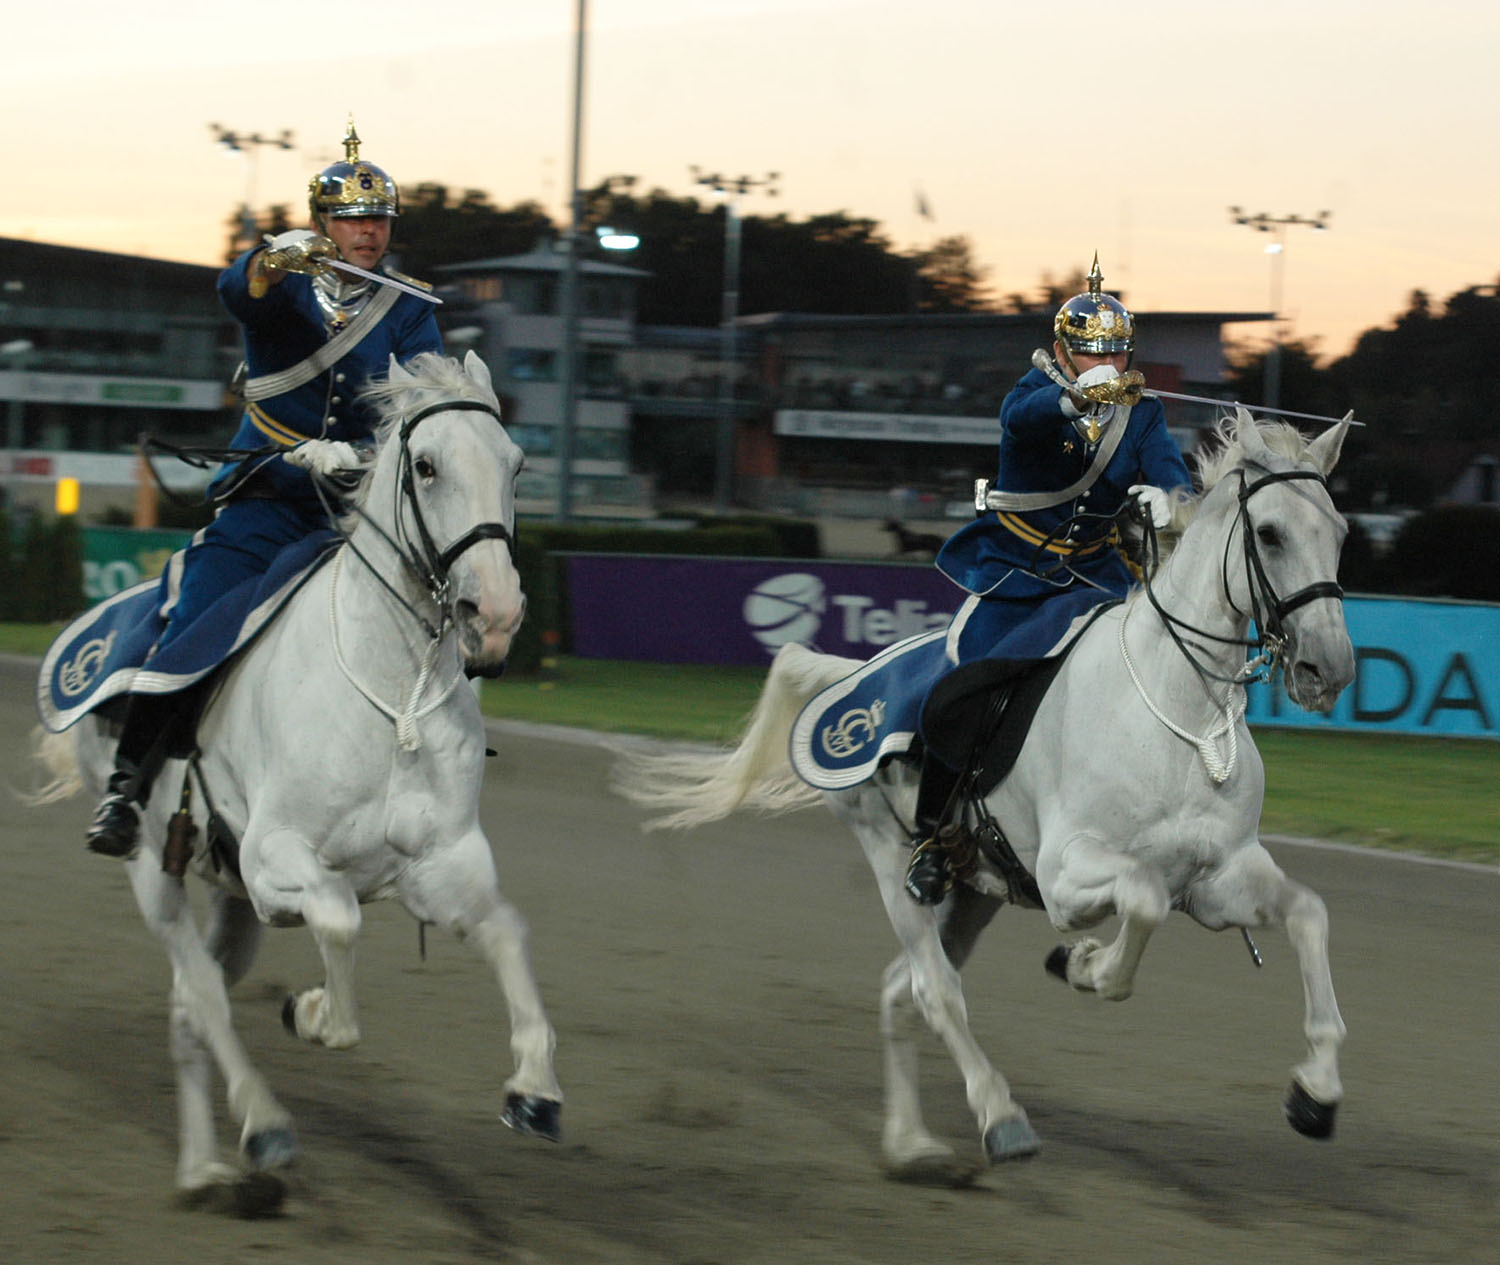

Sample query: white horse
[616,411,1354,1180]
[30,351,561,1211]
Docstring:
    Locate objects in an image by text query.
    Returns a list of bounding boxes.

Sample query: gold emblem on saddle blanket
[57,631,117,697]
[821,699,887,759]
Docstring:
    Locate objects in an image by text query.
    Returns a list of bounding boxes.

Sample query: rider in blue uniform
[903,257,1194,903]
[87,120,443,859]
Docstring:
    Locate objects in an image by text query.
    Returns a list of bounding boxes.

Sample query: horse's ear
[462,348,495,396]
[388,354,414,384]
[1235,406,1271,463]
[1306,412,1352,475]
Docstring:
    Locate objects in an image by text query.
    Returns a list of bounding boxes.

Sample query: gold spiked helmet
[308,117,399,222]
[1053,253,1135,361]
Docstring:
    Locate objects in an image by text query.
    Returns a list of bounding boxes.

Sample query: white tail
[22,725,85,807]
[612,643,858,831]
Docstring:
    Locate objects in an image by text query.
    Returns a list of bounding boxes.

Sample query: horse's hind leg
[126,860,297,1193]
[880,884,1006,1181]
[1189,844,1346,1137]
[1039,833,1170,1001]
[844,797,1038,1169]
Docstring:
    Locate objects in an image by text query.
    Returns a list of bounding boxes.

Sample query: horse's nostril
[456,599,481,625]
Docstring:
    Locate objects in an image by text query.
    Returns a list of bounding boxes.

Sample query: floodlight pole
[556,0,587,521]
[691,167,778,513]
[210,124,295,252]
[1228,207,1330,410]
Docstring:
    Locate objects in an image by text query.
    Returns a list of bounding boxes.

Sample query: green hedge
[0,510,84,622]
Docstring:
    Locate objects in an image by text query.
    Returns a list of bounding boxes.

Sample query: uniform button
[330,396,342,405]
[335,372,346,383]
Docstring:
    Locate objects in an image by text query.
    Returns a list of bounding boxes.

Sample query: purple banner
[564,554,963,665]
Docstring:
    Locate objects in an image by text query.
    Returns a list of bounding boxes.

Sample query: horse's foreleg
[125,859,297,1186]
[1039,833,1170,1001]
[1190,845,1345,1137]
[407,833,562,1142]
[855,819,1038,1168]
[245,826,363,1049]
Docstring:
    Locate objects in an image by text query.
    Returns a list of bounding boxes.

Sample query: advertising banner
[565,554,960,666]
[565,554,1500,741]
[81,526,192,604]
[1244,595,1499,740]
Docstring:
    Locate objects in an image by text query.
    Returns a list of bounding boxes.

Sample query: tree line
[233,182,1500,599]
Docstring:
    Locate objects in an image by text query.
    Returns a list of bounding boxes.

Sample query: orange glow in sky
[5,1,1496,363]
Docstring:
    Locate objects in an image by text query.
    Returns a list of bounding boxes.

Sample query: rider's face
[1057,343,1130,379]
[324,215,392,270]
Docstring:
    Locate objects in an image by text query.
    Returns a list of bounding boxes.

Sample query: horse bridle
[1142,463,1343,686]
[1229,466,1344,654]
[394,398,518,592]
[325,395,519,642]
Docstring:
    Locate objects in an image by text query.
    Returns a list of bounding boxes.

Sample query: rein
[327,396,516,638]
[319,393,518,748]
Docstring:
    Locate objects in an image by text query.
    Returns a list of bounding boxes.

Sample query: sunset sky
[5,0,1495,363]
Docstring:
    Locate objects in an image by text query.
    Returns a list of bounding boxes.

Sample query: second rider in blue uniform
[903,258,1193,903]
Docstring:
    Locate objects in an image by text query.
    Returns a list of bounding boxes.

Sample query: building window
[462,277,503,302]
[507,348,557,381]
[507,424,555,456]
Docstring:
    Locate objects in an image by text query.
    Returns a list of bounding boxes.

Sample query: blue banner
[1245,595,1500,740]
[564,555,1500,741]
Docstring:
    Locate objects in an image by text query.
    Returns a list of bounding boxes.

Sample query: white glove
[285,439,368,476]
[1128,484,1172,530]
[260,228,338,276]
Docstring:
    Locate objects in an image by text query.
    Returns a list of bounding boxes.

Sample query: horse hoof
[281,993,297,1035]
[1044,944,1070,982]
[1284,1081,1337,1139]
[502,1092,562,1142]
[885,1153,984,1188]
[232,1171,287,1219]
[244,1126,300,1171]
[176,1171,286,1219]
[984,1114,1042,1163]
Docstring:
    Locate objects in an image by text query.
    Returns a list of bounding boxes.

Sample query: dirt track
[1,657,1496,1264]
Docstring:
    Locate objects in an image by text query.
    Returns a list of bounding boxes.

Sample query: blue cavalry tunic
[154,250,442,649]
[935,366,1192,661]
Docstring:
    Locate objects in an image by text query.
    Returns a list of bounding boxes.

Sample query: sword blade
[1145,388,1362,427]
[324,259,443,306]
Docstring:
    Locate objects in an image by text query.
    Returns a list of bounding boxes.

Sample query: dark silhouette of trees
[228,174,998,324]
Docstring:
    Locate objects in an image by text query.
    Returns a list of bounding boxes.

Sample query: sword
[1030,349,1361,428]
[324,259,443,306]
[1143,386,1362,428]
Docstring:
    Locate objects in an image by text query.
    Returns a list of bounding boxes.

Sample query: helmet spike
[343,115,361,163]
[1087,252,1104,296]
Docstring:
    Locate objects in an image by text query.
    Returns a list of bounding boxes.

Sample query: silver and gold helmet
[308,118,399,222]
[1053,254,1135,358]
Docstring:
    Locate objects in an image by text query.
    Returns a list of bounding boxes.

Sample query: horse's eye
[1256,524,1280,548]
[414,457,436,480]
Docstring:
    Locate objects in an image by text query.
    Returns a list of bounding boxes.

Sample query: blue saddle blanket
[38,531,338,733]
[789,588,1109,791]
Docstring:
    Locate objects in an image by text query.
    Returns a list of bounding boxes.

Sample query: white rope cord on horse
[328,549,463,751]
[1118,601,1244,784]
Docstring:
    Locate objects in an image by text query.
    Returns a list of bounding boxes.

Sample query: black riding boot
[85,693,176,859]
[903,756,961,905]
